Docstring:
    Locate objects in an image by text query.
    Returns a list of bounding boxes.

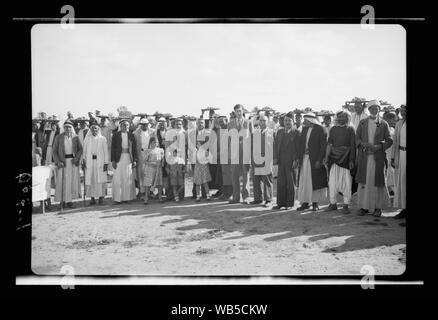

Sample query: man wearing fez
[323,110,356,214]
[134,118,156,200]
[227,104,253,204]
[355,100,393,217]
[52,120,83,209]
[111,119,138,204]
[273,112,300,209]
[251,114,275,207]
[82,120,109,205]
[297,113,328,211]
[392,104,406,219]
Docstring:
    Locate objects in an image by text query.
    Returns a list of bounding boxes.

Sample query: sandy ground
[31,177,406,276]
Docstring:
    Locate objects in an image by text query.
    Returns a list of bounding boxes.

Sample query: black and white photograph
[29,22,407,276]
[8,3,432,305]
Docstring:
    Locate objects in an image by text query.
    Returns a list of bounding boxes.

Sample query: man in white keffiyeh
[82,120,109,205]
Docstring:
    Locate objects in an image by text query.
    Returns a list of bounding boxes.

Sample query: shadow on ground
[34,190,406,255]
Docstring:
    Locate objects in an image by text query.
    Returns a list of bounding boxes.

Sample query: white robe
[394,121,406,209]
[112,132,136,201]
[83,134,108,197]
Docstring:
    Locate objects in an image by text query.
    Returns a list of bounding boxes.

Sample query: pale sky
[32,23,406,119]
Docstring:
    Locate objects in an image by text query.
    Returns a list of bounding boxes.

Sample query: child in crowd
[143,137,164,204]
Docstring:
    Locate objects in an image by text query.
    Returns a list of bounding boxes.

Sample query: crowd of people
[31,100,406,219]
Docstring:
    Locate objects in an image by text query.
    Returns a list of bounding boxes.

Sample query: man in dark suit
[227,104,253,204]
[273,112,300,209]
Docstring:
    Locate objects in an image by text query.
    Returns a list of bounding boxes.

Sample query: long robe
[112,132,136,201]
[54,135,81,202]
[83,134,108,197]
[298,126,327,204]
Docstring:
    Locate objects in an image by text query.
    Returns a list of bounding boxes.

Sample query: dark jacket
[111,131,138,164]
[52,133,83,166]
[355,118,393,187]
[327,125,356,170]
[274,127,300,166]
[298,124,328,190]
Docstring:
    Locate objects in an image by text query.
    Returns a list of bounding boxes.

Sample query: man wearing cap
[392,104,406,219]
[134,118,156,199]
[52,120,83,209]
[227,104,253,204]
[251,114,275,207]
[111,119,138,204]
[83,120,109,205]
[297,112,328,211]
[355,100,393,217]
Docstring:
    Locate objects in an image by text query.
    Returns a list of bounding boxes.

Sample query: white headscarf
[303,112,320,125]
[84,123,102,141]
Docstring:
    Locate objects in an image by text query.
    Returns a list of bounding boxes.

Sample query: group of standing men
[32,101,406,219]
